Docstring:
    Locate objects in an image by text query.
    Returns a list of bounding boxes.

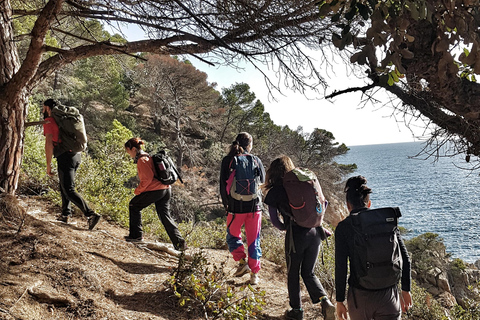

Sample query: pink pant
[226,211,262,273]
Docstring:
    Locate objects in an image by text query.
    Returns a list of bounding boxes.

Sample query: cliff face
[407,233,480,311]
[324,194,348,227]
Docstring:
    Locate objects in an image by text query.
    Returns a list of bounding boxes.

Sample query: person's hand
[336,301,348,320]
[46,164,54,176]
[401,290,412,312]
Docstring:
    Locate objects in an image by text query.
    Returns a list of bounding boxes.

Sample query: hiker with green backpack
[263,155,335,320]
[42,99,101,230]
[335,175,412,320]
[219,132,265,285]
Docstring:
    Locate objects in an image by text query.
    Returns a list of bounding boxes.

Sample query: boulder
[437,292,457,309]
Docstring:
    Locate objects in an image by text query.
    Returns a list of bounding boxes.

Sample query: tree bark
[0,0,65,194]
[0,0,24,194]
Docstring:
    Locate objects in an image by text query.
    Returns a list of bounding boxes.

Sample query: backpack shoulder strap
[228,155,238,171]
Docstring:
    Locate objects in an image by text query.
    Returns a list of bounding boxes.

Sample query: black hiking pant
[57,152,94,217]
[128,189,184,247]
[286,224,327,309]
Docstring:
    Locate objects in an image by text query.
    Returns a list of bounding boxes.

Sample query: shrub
[451,300,480,320]
[405,232,449,274]
[168,250,266,319]
[314,234,336,297]
[403,280,449,319]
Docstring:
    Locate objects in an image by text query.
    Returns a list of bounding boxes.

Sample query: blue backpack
[226,154,260,201]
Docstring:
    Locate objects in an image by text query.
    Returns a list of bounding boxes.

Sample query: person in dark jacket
[219,132,265,285]
[124,137,185,250]
[42,99,101,230]
[263,155,335,320]
[335,175,412,320]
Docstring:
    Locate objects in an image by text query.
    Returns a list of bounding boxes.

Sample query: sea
[337,141,480,263]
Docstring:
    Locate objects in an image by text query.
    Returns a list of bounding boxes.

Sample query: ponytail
[227,132,253,157]
[125,137,145,150]
[344,175,372,209]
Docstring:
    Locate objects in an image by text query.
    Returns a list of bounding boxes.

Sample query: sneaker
[320,297,335,320]
[124,235,144,243]
[249,272,259,285]
[56,214,69,223]
[285,308,303,320]
[234,259,250,277]
[87,213,101,230]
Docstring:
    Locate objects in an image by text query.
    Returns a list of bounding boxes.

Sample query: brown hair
[124,137,145,150]
[344,175,372,209]
[227,132,253,157]
[43,99,57,109]
[263,155,295,192]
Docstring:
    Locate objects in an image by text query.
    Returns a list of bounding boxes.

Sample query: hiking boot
[87,213,101,230]
[249,272,259,285]
[285,308,303,320]
[124,235,144,243]
[174,239,187,251]
[234,259,250,277]
[56,214,69,223]
[320,297,335,320]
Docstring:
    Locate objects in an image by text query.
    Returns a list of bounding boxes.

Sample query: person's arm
[135,157,155,195]
[335,223,349,303]
[44,133,54,176]
[256,157,266,184]
[399,233,413,312]
[335,223,349,319]
[268,206,286,230]
[219,157,230,209]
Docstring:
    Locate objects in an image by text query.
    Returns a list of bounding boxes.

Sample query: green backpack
[51,105,87,154]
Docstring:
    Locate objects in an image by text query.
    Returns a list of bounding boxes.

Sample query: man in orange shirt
[42,99,100,230]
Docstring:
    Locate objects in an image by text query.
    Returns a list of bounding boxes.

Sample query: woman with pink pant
[220,132,265,285]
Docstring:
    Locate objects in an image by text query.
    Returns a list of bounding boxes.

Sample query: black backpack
[150,150,183,185]
[351,207,403,290]
[51,105,88,153]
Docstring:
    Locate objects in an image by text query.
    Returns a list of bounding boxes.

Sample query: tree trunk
[175,116,184,169]
[0,0,26,195]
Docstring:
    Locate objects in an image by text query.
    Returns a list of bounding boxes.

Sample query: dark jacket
[219,154,265,213]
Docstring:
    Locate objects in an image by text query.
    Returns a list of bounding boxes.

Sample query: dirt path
[0,196,326,320]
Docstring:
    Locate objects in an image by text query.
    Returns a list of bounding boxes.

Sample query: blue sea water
[337,141,480,263]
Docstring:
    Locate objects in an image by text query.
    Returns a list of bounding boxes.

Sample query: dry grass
[0,196,329,320]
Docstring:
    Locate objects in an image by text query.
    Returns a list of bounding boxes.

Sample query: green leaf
[387,74,394,86]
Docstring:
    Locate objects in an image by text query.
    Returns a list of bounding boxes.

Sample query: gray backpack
[52,105,87,153]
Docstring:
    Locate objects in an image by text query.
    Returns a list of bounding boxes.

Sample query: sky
[119,25,426,147]
[191,61,424,147]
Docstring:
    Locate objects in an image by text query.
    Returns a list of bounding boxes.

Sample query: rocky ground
[0,196,329,320]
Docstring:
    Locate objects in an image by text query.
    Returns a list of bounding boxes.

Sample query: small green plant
[451,299,480,320]
[402,280,448,320]
[168,250,266,319]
